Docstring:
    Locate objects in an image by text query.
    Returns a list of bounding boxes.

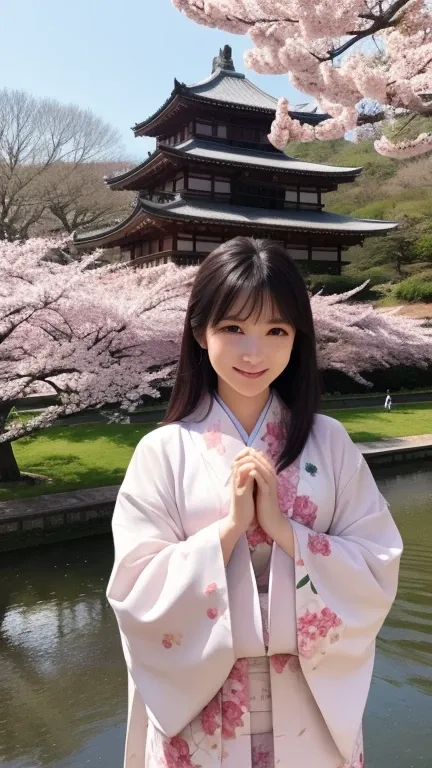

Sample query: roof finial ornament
[212,44,235,74]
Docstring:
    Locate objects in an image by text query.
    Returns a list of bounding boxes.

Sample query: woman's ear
[193,329,207,350]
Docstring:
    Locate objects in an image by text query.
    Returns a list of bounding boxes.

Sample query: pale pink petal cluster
[221,659,249,738]
[307,532,332,556]
[201,695,221,736]
[297,607,342,658]
[162,736,195,768]
[291,495,318,528]
[173,0,432,157]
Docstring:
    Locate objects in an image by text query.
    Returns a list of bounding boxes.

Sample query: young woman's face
[201,292,296,397]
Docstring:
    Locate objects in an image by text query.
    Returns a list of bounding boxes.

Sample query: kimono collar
[184,389,289,488]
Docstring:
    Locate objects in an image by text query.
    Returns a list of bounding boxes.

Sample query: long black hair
[162,237,322,472]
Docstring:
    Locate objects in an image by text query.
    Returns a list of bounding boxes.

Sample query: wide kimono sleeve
[106,430,235,738]
[290,420,403,761]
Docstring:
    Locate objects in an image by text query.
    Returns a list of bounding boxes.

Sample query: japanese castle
[74,45,396,274]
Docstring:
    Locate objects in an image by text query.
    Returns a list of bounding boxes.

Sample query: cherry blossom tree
[1,238,432,482]
[0,238,194,481]
[172,1,432,158]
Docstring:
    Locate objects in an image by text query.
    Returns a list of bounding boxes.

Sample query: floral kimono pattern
[106,389,402,768]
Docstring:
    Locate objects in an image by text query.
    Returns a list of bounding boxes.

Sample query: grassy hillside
[287,120,432,299]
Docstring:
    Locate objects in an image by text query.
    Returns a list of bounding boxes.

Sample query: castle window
[178,233,194,251]
[288,248,309,260]
[299,189,319,205]
[196,237,222,253]
[217,124,227,138]
[196,121,213,136]
[189,174,212,192]
[214,178,231,194]
[312,248,338,261]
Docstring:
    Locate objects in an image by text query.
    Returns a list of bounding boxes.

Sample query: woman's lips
[233,367,268,379]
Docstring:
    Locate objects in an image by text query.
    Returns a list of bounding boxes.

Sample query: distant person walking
[384,390,392,411]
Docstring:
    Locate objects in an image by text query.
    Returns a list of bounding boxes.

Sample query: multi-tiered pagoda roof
[74,45,396,274]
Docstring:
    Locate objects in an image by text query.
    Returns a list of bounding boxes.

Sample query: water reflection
[0,463,430,768]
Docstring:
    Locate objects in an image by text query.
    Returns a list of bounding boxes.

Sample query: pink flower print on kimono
[246,520,273,548]
[270,654,300,674]
[297,606,342,659]
[162,736,196,768]
[162,632,183,649]
[221,659,249,739]
[203,420,226,455]
[201,694,221,736]
[259,419,286,461]
[308,532,332,556]
[276,461,301,518]
[251,738,274,768]
[291,495,318,528]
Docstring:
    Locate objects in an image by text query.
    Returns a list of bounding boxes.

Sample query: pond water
[0,462,430,768]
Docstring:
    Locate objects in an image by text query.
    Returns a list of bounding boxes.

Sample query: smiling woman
[106,236,402,768]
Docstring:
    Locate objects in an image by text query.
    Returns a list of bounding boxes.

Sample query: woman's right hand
[228,457,256,534]
[219,454,256,565]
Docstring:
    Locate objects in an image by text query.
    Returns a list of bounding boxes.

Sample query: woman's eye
[220,325,288,335]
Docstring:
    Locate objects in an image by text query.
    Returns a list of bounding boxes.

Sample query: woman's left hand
[232,448,282,538]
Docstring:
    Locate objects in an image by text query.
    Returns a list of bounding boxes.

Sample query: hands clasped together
[230,447,284,542]
[219,448,295,563]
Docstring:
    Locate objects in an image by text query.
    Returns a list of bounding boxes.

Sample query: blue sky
[1,0,307,161]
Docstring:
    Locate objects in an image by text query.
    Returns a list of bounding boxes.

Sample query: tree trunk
[0,403,21,481]
[0,440,21,482]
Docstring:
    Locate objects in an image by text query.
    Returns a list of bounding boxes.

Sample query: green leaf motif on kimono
[305,462,318,477]
[310,581,318,594]
[296,574,310,589]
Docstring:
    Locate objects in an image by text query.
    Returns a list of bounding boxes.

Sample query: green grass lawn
[1,403,431,502]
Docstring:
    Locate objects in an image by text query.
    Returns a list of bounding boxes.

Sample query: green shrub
[392,277,432,302]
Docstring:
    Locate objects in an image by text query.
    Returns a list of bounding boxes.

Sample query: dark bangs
[163,237,322,472]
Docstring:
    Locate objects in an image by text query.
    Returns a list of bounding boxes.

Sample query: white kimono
[106,388,402,768]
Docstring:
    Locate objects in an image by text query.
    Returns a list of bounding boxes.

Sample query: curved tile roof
[173,139,362,177]
[74,195,397,248]
[138,197,398,235]
[186,69,278,110]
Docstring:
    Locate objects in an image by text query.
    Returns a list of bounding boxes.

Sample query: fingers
[233,449,274,478]
[234,461,256,490]
[249,467,270,495]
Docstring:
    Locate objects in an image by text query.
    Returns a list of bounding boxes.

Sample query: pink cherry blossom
[203,421,226,454]
[207,608,219,620]
[251,742,272,768]
[223,659,249,713]
[247,521,273,547]
[270,653,299,674]
[221,700,245,739]
[201,695,221,736]
[205,582,218,595]
[2,238,432,483]
[162,632,183,649]
[307,532,332,556]
[292,496,318,528]
[172,1,432,158]
[297,607,342,658]
[259,418,286,460]
[162,736,195,768]
[276,461,300,516]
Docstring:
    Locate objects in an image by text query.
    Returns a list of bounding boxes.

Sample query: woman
[106,237,402,768]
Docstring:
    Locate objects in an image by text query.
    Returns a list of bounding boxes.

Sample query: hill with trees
[288,119,432,303]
